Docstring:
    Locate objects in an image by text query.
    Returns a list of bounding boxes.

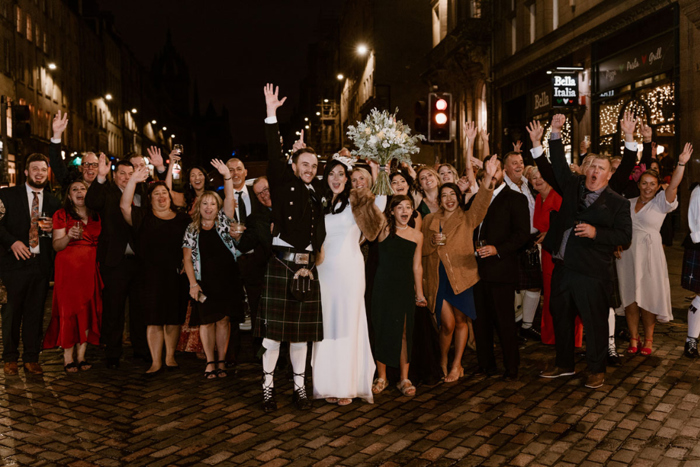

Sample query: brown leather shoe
[540,366,576,378]
[3,362,18,376]
[585,372,605,389]
[23,362,43,375]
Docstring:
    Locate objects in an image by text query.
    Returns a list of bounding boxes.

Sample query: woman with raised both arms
[421,156,498,383]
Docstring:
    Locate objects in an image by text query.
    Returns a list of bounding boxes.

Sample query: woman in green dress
[371,195,426,397]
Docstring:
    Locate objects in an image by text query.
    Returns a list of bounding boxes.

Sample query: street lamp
[162,126,167,131]
[131,108,138,114]
[48,63,57,70]
[316,112,321,116]
[304,117,309,121]
[151,120,157,125]
[171,134,176,139]
[357,44,368,56]
[105,94,113,100]
[337,73,344,80]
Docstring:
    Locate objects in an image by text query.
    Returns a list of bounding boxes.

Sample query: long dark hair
[63,180,98,221]
[438,183,466,211]
[184,166,213,210]
[389,170,415,195]
[386,195,414,237]
[323,159,351,214]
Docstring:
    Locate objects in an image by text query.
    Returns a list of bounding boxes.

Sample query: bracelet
[224,177,232,181]
[679,163,686,166]
[189,284,199,288]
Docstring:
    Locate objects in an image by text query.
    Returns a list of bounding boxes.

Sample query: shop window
[639,83,675,125]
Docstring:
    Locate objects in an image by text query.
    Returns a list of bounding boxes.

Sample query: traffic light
[428,92,452,142]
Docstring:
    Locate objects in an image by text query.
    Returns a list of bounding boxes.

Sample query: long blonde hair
[189,191,223,232]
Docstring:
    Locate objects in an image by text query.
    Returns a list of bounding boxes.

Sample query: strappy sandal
[627,338,639,354]
[641,339,653,356]
[372,378,389,394]
[77,361,92,371]
[204,361,217,379]
[397,379,416,397]
[64,362,78,374]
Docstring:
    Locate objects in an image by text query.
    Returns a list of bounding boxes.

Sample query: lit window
[16,6,21,33]
[26,13,31,42]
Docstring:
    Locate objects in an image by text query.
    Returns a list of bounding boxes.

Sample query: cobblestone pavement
[1,243,699,466]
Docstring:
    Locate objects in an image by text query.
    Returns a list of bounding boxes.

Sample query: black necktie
[578,185,592,212]
[236,191,247,224]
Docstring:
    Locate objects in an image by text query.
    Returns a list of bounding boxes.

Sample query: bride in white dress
[312,157,386,405]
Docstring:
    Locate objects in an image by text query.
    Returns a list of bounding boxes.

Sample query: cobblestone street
[0,242,698,467]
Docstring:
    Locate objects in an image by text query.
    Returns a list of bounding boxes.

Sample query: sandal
[397,379,416,397]
[77,361,92,371]
[204,361,217,379]
[372,378,389,394]
[64,362,78,374]
[337,398,352,406]
[627,338,639,354]
[325,398,339,404]
[641,339,653,356]
[216,361,228,378]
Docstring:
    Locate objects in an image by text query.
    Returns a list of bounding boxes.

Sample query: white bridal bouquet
[346,108,424,195]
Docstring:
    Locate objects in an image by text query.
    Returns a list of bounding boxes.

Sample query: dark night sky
[96,0,343,146]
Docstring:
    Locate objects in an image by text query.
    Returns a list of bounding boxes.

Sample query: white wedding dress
[312,197,385,402]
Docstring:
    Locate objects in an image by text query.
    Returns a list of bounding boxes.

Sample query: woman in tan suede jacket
[422,156,498,382]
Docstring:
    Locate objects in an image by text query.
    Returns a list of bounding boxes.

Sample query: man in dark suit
[85,156,148,368]
[0,153,61,375]
[255,83,326,412]
[224,157,265,367]
[474,155,531,381]
[49,110,99,190]
[529,114,632,389]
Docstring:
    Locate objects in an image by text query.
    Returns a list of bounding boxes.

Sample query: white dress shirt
[234,185,252,222]
[504,173,537,234]
[25,183,43,254]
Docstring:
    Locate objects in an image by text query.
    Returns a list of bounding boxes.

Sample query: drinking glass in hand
[174,144,183,155]
[435,233,447,246]
[232,221,245,235]
[476,239,487,256]
[38,212,52,237]
[75,221,84,240]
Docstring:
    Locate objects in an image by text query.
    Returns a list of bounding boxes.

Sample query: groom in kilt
[255,84,326,412]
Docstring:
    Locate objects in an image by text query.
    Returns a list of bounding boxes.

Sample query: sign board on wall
[551,73,579,107]
[597,32,675,93]
[530,84,552,115]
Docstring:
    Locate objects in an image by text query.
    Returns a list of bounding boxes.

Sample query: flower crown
[332,153,357,170]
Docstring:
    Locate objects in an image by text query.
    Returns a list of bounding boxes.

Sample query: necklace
[202,220,214,228]
[396,224,408,230]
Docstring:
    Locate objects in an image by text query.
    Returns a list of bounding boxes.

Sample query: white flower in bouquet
[346,108,424,195]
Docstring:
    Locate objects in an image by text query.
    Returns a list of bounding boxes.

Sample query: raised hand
[97,153,110,179]
[169,150,181,165]
[526,120,544,146]
[456,177,470,194]
[132,165,149,183]
[264,83,287,117]
[480,127,490,144]
[292,129,306,152]
[146,146,164,171]
[551,114,566,133]
[641,122,652,142]
[52,110,69,139]
[620,111,637,142]
[485,154,499,177]
[211,158,229,177]
[512,140,523,153]
[679,143,693,165]
[579,140,588,155]
[464,121,478,144]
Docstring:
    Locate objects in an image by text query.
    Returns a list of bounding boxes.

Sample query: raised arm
[50,110,70,186]
[85,153,111,211]
[689,186,700,244]
[640,122,654,168]
[211,158,234,219]
[528,118,574,191]
[609,111,640,193]
[463,121,478,191]
[479,126,490,159]
[120,166,148,226]
[146,145,167,178]
[160,149,185,207]
[666,143,692,204]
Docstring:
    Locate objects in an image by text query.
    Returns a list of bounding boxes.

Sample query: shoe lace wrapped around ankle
[293,372,308,399]
[689,340,698,351]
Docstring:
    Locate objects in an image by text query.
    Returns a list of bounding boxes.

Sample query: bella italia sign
[551,73,578,108]
[597,32,675,93]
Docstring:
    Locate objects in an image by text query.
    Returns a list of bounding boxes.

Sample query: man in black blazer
[223,157,265,366]
[85,157,148,369]
[255,83,326,412]
[529,114,632,389]
[0,153,61,375]
[474,155,531,381]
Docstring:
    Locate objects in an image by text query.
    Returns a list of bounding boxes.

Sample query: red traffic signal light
[428,92,452,142]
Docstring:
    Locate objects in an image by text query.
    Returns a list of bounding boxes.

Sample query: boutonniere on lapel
[321,197,328,208]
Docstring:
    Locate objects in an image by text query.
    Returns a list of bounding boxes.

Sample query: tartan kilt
[609,262,622,309]
[255,256,323,342]
[681,249,700,294]
[516,244,543,291]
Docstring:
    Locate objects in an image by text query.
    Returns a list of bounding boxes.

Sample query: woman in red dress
[43,180,102,372]
[526,167,583,347]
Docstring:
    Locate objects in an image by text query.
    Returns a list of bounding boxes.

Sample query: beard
[27,178,48,189]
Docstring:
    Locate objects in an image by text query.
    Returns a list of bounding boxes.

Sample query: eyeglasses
[254,187,270,196]
[82,162,99,168]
